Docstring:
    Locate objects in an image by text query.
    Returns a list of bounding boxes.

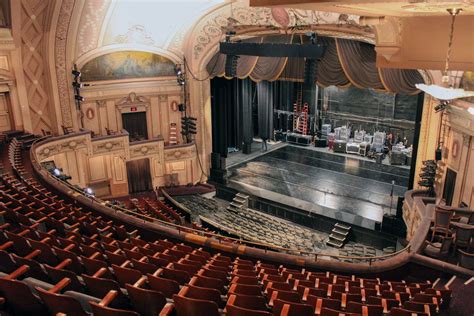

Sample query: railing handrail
[29,132,412,264]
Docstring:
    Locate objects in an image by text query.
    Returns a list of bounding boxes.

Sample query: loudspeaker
[225,55,239,77]
[304,58,318,84]
[435,148,442,161]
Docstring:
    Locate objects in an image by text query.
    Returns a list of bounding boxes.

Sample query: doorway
[126,158,152,194]
[443,168,457,206]
[122,112,148,142]
[0,93,13,132]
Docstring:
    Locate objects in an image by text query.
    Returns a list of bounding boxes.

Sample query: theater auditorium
[0,0,473,315]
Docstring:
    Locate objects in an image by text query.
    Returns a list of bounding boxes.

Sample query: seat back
[90,301,139,316]
[226,303,272,316]
[147,273,180,298]
[112,264,142,287]
[0,278,48,315]
[228,293,268,311]
[273,299,315,316]
[36,286,89,316]
[172,294,220,316]
[82,274,129,308]
[181,284,223,308]
[125,284,167,316]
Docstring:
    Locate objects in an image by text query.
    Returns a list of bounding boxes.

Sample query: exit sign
[130,106,137,112]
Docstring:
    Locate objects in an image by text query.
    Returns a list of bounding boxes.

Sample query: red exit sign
[130,106,137,112]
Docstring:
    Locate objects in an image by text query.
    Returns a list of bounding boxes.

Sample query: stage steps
[327,222,351,248]
[227,193,249,213]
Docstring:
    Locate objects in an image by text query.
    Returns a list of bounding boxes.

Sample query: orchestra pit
[0,0,474,315]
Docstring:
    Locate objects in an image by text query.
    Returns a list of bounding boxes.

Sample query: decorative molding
[164,145,196,161]
[20,0,54,134]
[76,0,111,57]
[55,0,75,128]
[116,92,148,106]
[190,3,362,62]
[92,139,126,156]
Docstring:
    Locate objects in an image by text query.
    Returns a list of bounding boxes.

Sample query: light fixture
[434,100,449,113]
[75,95,85,102]
[416,8,474,100]
[468,107,474,115]
[85,187,94,196]
[72,69,81,78]
[53,168,61,176]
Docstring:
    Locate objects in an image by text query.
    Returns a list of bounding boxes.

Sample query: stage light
[174,64,182,76]
[468,107,474,115]
[72,82,89,88]
[53,168,61,176]
[75,95,85,102]
[177,77,186,85]
[72,70,81,77]
[85,187,94,196]
[434,100,448,113]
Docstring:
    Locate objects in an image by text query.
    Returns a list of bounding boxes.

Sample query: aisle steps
[327,222,351,248]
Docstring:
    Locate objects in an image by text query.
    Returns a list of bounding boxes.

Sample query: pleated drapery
[207,36,424,94]
[257,81,274,140]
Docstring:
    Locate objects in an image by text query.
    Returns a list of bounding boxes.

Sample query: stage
[225,144,410,230]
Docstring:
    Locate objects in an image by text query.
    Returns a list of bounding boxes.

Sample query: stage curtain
[379,68,424,95]
[335,38,385,90]
[240,78,254,145]
[236,37,261,79]
[250,35,290,82]
[317,38,351,88]
[210,77,232,156]
[126,159,152,193]
[207,36,424,94]
[257,80,274,140]
[207,52,226,77]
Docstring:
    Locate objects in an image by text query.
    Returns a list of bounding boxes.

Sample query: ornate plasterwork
[129,142,162,159]
[20,0,54,134]
[37,136,89,161]
[55,0,75,128]
[164,145,196,161]
[92,139,126,156]
[76,0,111,57]
[190,3,361,62]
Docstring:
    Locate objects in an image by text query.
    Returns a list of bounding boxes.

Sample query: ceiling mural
[80,51,176,82]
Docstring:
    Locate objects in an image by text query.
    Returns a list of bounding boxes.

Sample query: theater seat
[125,284,168,316]
[172,293,220,316]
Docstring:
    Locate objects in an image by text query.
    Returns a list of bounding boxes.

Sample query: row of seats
[0,139,452,315]
[176,194,326,254]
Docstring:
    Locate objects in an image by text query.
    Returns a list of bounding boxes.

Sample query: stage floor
[226,144,410,230]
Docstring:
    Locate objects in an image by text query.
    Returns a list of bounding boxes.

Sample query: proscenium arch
[74,44,182,70]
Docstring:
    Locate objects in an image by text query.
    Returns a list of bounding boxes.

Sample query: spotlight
[53,168,61,176]
[174,64,182,76]
[434,100,448,113]
[72,82,89,88]
[178,103,186,112]
[75,95,85,102]
[177,77,186,86]
[72,70,81,78]
[84,187,94,196]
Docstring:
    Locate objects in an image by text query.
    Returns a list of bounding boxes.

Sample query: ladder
[299,102,309,135]
[169,123,178,145]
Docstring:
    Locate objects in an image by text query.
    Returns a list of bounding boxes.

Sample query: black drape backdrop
[257,81,274,140]
[211,77,254,157]
[126,159,152,193]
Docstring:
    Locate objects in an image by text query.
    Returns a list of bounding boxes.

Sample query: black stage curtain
[257,81,273,140]
[211,77,254,157]
[126,158,152,193]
